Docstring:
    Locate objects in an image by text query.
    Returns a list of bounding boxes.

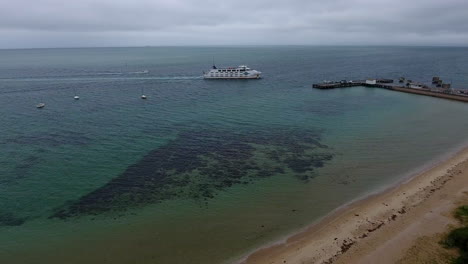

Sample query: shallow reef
[50,126,333,219]
[0,212,26,226]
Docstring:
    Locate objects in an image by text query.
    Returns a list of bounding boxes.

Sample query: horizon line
[2,44,468,51]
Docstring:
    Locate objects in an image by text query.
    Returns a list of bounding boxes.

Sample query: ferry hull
[203,76,261,80]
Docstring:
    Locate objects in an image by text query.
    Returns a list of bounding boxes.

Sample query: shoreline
[239,144,468,264]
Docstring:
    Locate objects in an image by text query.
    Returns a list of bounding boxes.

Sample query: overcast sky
[1,0,468,49]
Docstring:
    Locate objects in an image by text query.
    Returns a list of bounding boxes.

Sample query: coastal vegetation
[442,205,468,264]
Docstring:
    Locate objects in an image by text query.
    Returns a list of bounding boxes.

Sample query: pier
[312,79,468,103]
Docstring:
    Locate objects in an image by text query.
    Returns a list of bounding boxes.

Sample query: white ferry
[203,65,261,79]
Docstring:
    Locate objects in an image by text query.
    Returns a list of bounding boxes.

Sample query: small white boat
[73,87,79,100]
[141,87,147,99]
[36,103,45,108]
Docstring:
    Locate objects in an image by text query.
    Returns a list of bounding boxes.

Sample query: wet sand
[241,146,468,264]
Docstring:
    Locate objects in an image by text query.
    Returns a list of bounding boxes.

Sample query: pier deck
[312,79,468,103]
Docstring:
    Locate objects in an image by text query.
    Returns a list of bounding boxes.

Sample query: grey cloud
[0,0,467,48]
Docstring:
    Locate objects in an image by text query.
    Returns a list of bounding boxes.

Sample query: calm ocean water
[1,46,468,263]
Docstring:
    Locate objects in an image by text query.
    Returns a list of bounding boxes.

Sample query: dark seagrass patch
[50,127,333,219]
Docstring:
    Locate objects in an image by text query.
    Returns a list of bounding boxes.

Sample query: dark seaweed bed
[51,126,333,219]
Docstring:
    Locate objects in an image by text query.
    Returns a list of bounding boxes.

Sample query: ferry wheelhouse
[203,65,261,79]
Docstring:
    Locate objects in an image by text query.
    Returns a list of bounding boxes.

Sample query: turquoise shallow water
[0,46,468,263]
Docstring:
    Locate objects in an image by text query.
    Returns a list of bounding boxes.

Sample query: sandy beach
[241,146,468,264]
